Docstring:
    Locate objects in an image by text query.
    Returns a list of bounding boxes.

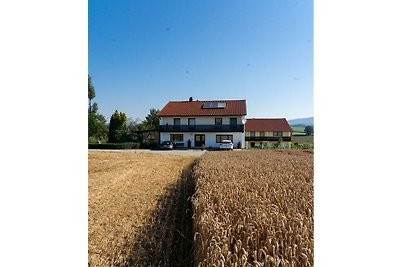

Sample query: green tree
[108,110,128,143]
[127,117,142,133]
[141,108,160,130]
[305,125,314,136]
[88,75,96,112]
[91,102,98,114]
[88,75,108,143]
[88,112,108,143]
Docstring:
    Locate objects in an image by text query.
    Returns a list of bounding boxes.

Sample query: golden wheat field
[192,150,314,266]
[89,150,313,267]
[88,152,196,267]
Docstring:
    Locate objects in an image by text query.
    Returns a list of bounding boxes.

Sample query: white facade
[160,132,244,148]
[159,116,246,148]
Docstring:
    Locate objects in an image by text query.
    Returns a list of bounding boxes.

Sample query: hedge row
[88,143,140,150]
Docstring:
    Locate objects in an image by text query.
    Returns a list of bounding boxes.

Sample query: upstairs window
[188,118,195,130]
[273,131,283,137]
[173,118,180,125]
[215,118,222,126]
[250,131,255,137]
[260,131,265,137]
[230,118,237,125]
[188,118,195,125]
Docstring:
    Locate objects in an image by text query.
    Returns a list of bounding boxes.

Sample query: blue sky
[89,0,313,121]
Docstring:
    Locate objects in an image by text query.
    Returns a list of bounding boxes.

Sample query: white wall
[160,132,244,148]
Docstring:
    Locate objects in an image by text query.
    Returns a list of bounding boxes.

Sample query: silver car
[160,141,174,150]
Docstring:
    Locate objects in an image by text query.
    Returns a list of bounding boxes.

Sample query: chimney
[189,97,193,102]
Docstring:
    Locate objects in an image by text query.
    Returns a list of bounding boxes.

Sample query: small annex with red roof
[245,118,292,148]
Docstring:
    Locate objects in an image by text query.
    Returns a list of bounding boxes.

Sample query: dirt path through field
[88,152,197,267]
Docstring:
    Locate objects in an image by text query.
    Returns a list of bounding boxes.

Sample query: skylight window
[202,102,226,109]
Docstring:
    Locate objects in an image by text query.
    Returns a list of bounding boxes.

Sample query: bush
[302,144,314,149]
[140,141,158,149]
[88,136,98,144]
[89,136,108,144]
[265,141,272,149]
[291,142,301,149]
[89,142,139,149]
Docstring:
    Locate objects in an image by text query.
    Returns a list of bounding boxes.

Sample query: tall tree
[87,75,108,143]
[91,102,98,114]
[142,108,160,130]
[108,110,128,143]
[88,75,96,112]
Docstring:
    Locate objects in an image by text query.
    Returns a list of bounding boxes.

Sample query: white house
[159,98,247,148]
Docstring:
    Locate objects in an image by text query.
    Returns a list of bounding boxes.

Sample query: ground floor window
[250,142,256,148]
[216,135,233,143]
[170,134,183,142]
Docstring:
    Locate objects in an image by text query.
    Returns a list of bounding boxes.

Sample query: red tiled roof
[159,99,247,116]
[245,118,292,132]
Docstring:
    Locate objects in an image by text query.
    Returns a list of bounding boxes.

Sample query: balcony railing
[159,124,244,132]
[245,136,292,142]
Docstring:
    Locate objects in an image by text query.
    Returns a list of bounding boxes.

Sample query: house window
[273,131,283,137]
[250,131,255,137]
[215,118,222,126]
[230,118,237,125]
[260,131,265,137]
[188,118,195,130]
[170,134,183,142]
[173,118,181,125]
[216,135,233,143]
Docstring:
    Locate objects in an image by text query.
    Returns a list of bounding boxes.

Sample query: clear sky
[89,0,313,121]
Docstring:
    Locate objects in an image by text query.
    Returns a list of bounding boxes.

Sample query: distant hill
[288,117,314,126]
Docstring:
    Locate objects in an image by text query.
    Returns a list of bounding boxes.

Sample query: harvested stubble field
[192,150,314,266]
[88,152,196,267]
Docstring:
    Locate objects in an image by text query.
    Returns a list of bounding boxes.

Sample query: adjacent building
[159,99,247,148]
[245,118,292,148]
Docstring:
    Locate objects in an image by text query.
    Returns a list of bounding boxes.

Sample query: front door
[194,134,205,147]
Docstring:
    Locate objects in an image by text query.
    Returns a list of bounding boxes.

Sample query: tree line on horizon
[88,75,160,144]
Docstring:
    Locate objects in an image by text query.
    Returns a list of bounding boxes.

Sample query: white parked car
[219,140,233,150]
